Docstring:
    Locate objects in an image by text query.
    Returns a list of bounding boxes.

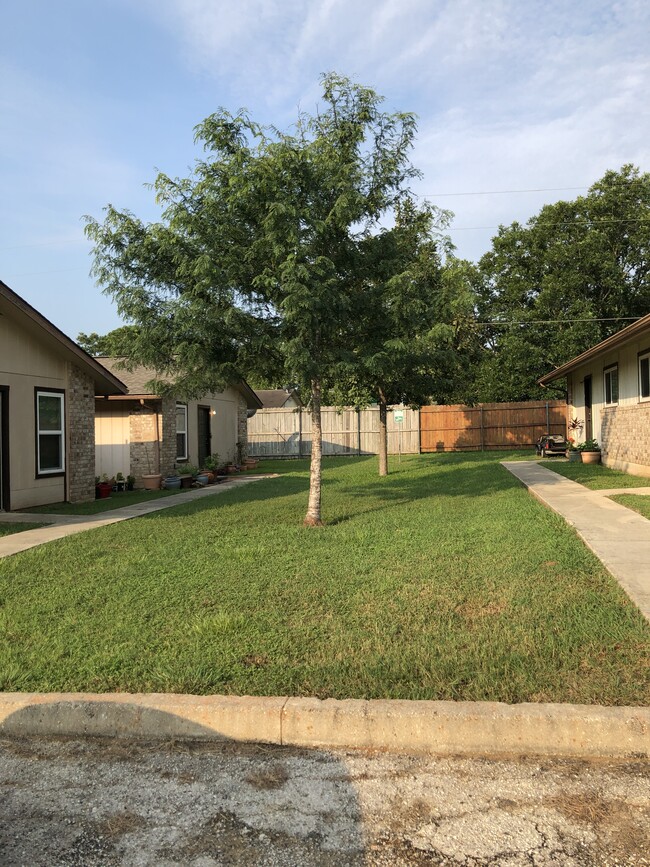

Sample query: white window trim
[603,364,619,406]
[639,352,650,402]
[176,402,188,460]
[36,390,65,475]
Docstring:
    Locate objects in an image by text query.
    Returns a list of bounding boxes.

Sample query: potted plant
[178,464,198,488]
[578,439,601,464]
[96,474,112,499]
[126,474,136,491]
[164,473,181,490]
[568,416,584,442]
[566,438,581,462]
[115,471,126,492]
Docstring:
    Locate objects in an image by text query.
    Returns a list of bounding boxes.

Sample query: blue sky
[2,0,649,340]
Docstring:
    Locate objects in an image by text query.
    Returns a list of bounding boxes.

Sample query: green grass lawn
[610,494,650,520]
[539,459,650,489]
[1,452,648,705]
[0,522,45,537]
[22,488,184,515]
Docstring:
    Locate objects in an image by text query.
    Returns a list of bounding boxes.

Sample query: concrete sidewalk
[502,460,650,622]
[0,475,273,559]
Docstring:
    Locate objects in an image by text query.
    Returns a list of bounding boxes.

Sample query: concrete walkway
[502,461,650,623]
[0,475,273,559]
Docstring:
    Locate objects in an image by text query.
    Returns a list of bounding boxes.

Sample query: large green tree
[474,165,650,401]
[86,74,420,525]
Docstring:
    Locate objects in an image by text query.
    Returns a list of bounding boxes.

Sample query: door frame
[0,386,9,511]
[197,404,212,468]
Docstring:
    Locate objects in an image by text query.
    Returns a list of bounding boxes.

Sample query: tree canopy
[86,73,429,524]
[471,165,650,402]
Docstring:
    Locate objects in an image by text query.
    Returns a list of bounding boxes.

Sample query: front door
[197,406,212,468]
[584,376,593,442]
[0,387,9,511]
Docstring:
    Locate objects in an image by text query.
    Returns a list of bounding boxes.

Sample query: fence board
[248,406,420,457]
[420,401,567,452]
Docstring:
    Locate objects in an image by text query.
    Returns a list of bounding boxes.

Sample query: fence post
[546,401,550,435]
[298,409,303,458]
[357,407,361,456]
[480,406,484,451]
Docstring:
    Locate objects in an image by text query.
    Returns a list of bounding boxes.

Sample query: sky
[2,0,649,340]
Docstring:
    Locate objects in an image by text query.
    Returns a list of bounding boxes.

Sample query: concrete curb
[0,693,647,759]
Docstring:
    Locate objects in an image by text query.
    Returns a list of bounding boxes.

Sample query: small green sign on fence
[394,409,404,424]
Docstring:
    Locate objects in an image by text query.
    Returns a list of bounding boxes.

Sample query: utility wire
[476,317,640,326]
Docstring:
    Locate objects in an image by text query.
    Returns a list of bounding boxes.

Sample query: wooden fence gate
[420,400,567,452]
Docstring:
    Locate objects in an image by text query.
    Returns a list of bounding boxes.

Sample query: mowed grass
[0,523,45,537]
[539,459,650,489]
[610,494,650,521]
[22,488,180,515]
[0,452,648,705]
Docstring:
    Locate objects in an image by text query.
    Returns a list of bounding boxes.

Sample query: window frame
[176,402,189,461]
[34,388,65,477]
[639,350,650,402]
[603,363,619,406]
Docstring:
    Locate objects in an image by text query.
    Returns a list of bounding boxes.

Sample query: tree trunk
[378,391,388,477]
[304,378,324,526]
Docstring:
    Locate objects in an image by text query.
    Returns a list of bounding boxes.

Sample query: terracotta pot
[142,474,163,490]
[581,451,601,464]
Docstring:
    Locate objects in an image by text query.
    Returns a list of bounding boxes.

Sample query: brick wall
[129,402,161,482]
[160,396,177,476]
[67,363,96,503]
[601,403,650,469]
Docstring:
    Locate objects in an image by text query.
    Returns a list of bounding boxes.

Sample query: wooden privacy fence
[420,400,567,452]
[248,406,420,457]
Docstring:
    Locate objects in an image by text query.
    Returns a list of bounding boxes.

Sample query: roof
[539,314,650,386]
[97,357,262,409]
[255,388,300,408]
[0,280,127,395]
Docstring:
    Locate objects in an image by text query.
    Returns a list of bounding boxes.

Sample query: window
[36,390,65,475]
[604,365,619,405]
[176,403,188,460]
[640,352,650,401]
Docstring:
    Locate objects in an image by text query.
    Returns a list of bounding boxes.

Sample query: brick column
[67,363,96,503]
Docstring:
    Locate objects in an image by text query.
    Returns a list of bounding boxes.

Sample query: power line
[476,317,640,326]
[417,186,590,198]
[448,217,650,231]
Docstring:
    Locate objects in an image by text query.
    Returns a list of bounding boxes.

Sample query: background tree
[77,325,140,357]
[473,165,650,401]
[86,74,421,525]
[329,199,456,475]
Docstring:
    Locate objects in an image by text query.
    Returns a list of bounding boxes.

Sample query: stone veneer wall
[237,395,249,462]
[601,403,650,470]
[67,363,96,503]
[129,402,161,482]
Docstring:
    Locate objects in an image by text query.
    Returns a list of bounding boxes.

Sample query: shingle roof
[255,389,299,407]
[95,357,262,409]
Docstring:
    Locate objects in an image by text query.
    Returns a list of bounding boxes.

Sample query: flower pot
[164,476,181,490]
[95,482,112,499]
[195,472,210,486]
[180,475,193,488]
[581,451,601,464]
[142,474,163,490]
[567,450,581,462]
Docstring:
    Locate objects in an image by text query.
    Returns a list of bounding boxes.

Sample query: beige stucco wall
[182,387,243,467]
[0,314,67,509]
[567,332,650,473]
